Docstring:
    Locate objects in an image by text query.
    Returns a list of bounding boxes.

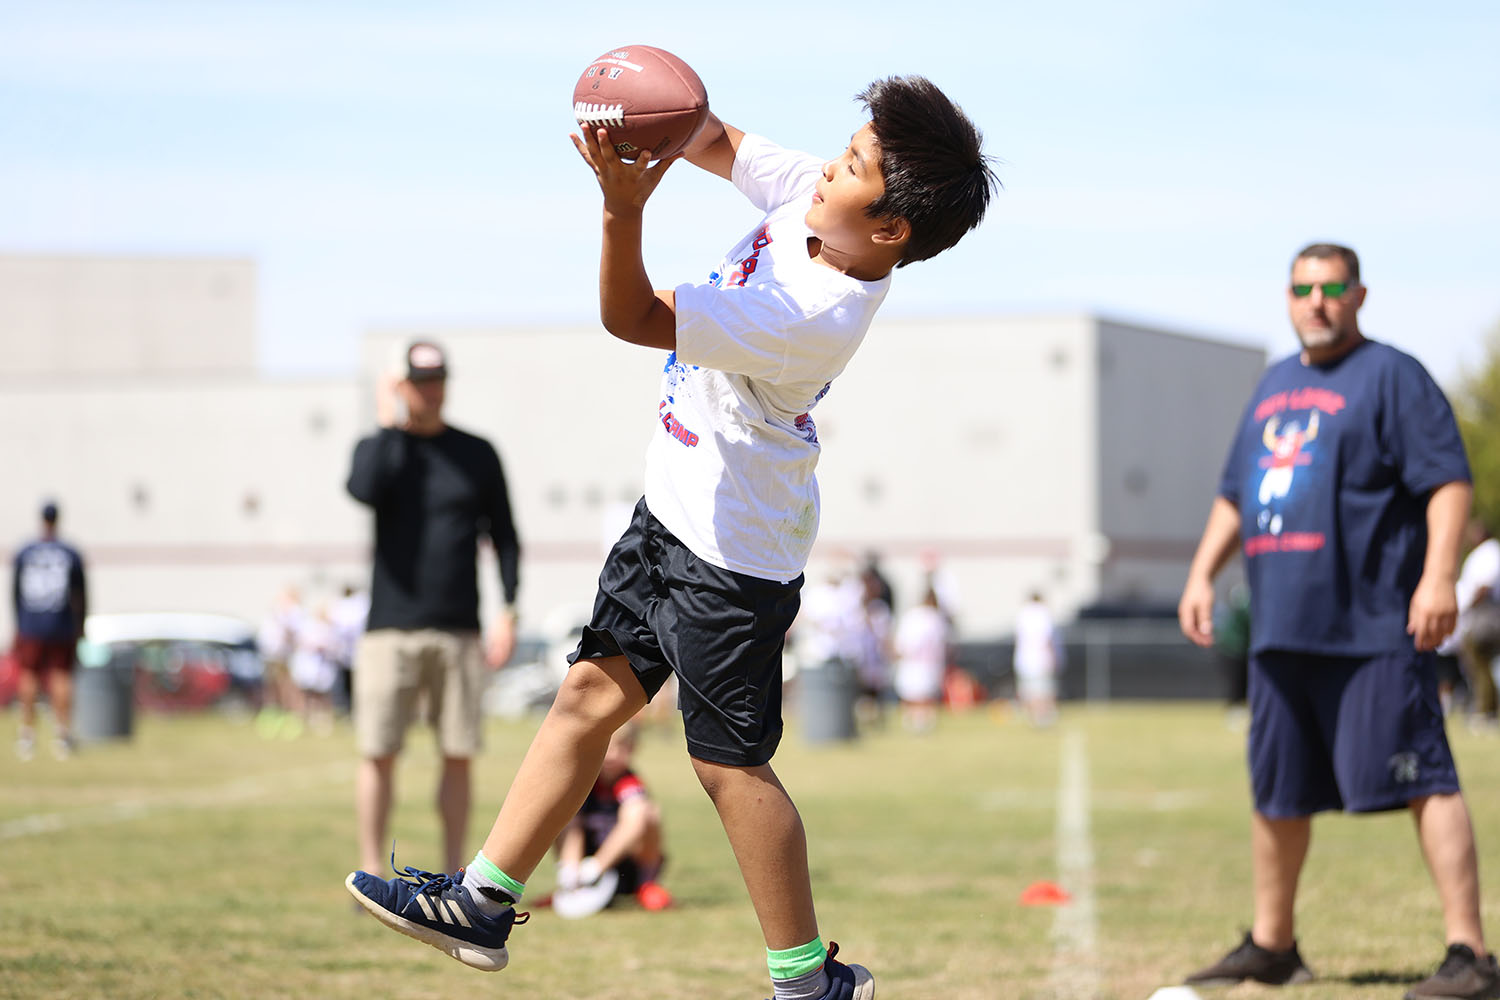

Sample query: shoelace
[387,853,530,924]
[392,862,464,896]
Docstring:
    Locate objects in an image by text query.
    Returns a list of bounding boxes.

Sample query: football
[572,45,710,161]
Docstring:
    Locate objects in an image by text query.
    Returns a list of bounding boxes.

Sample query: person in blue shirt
[1177,243,1496,1000]
[11,500,88,761]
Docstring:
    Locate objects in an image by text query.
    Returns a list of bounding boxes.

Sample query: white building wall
[1093,320,1266,603]
[366,314,1140,636]
[359,326,665,634]
[0,255,256,376]
[0,252,1265,643]
[0,378,365,638]
[805,314,1102,631]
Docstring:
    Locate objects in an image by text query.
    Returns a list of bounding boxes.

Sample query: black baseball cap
[405,340,448,382]
[41,500,59,523]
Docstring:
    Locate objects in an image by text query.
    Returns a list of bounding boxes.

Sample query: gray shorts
[353,628,485,758]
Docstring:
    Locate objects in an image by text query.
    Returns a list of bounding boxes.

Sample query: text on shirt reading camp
[659,402,700,448]
[726,227,772,287]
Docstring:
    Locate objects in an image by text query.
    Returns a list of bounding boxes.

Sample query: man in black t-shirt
[347,340,521,876]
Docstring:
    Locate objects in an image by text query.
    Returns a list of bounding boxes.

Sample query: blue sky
[3,0,1497,385]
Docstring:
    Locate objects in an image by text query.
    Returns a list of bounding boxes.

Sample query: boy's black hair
[858,76,999,268]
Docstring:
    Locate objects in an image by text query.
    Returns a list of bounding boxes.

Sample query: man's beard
[1296,322,1350,353]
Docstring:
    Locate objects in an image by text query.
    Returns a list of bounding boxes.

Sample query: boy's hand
[571,127,677,213]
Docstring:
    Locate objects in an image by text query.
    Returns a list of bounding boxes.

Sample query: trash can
[800,658,857,744]
[74,642,135,743]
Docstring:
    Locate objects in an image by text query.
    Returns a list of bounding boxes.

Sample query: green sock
[767,937,826,978]
[461,852,525,913]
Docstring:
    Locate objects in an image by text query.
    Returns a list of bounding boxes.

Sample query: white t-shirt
[1440,536,1500,654]
[290,615,338,694]
[1013,600,1059,679]
[1458,538,1500,613]
[794,575,867,668]
[645,134,891,582]
[893,604,949,703]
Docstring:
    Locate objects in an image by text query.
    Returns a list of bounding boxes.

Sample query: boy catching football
[348,72,997,1000]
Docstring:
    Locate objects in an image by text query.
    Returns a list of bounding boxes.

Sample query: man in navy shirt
[1178,244,1496,1000]
[11,501,88,761]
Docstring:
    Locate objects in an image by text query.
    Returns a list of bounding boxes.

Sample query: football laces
[573,102,626,128]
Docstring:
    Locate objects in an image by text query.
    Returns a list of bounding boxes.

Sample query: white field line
[977,786,1210,813]
[1049,727,1101,998]
[0,761,349,840]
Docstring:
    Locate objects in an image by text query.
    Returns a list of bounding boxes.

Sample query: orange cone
[635,880,673,911]
[1018,880,1071,905]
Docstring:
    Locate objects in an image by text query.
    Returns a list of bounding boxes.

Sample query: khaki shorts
[354,629,485,758]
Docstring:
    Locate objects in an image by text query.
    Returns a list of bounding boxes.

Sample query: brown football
[572,45,710,161]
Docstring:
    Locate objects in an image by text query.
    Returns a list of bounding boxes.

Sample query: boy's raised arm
[571,126,678,351]
[682,113,744,181]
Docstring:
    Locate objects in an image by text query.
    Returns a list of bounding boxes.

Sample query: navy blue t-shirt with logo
[12,538,87,642]
[1218,339,1469,657]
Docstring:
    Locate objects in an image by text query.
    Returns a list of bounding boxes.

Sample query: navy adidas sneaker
[764,942,875,1000]
[345,861,528,972]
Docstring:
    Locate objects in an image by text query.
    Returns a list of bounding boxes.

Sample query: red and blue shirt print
[1217,340,1469,656]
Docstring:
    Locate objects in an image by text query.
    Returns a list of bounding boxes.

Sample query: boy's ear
[873,215,911,249]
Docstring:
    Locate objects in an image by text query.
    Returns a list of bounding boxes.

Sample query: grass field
[3,702,1497,999]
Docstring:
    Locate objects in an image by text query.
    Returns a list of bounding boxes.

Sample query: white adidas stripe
[412,894,473,928]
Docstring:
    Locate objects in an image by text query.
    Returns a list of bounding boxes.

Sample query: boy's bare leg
[692,758,819,951]
[556,824,586,867]
[480,656,646,881]
[637,799,664,869]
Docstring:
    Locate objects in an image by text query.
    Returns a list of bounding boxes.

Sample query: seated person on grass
[548,720,672,915]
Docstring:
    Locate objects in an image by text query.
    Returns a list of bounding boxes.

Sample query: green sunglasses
[1290,281,1356,298]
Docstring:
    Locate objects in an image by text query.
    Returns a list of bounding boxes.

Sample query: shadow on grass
[1340,967,1425,986]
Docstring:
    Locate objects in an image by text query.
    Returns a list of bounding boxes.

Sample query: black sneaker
[1184,931,1314,987]
[1405,944,1500,999]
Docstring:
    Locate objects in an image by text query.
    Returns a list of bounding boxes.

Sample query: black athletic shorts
[568,498,802,767]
